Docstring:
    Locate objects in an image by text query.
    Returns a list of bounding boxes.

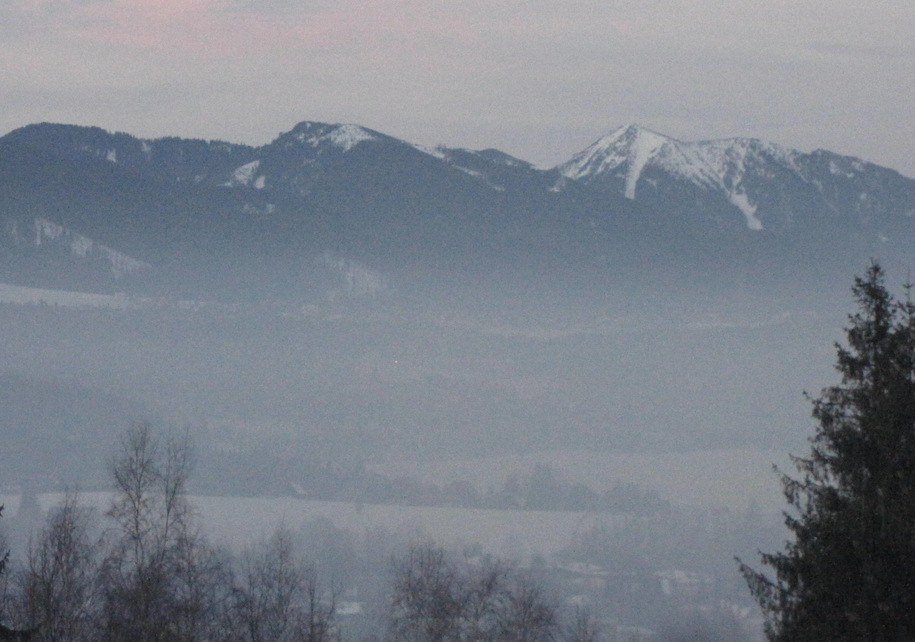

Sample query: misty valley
[1,120,914,640]
[0,281,852,640]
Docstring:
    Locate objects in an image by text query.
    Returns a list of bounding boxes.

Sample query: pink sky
[1,0,912,175]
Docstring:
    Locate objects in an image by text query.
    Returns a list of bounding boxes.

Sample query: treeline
[0,424,600,641]
[355,462,669,514]
[229,454,669,514]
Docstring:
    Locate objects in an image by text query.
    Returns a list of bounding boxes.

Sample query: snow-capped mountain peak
[556,126,879,231]
[1,119,912,267]
[559,125,674,199]
[285,121,378,152]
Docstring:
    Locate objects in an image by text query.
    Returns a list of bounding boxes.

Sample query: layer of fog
[0,283,844,509]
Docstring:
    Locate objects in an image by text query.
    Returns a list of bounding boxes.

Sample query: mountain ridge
[557,123,915,233]
[1,120,912,302]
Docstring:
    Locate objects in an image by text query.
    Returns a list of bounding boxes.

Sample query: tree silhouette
[0,506,7,578]
[740,263,915,640]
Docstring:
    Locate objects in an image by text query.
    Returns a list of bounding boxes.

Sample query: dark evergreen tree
[740,263,915,640]
[0,506,7,633]
[0,506,7,577]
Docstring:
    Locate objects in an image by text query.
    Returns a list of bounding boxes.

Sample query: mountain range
[1,120,912,303]
[3,120,913,484]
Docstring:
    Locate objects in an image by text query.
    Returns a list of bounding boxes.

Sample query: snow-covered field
[2,493,625,558]
[193,496,622,556]
[0,450,790,560]
[0,283,137,309]
[371,448,793,512]
[0,282,213,312]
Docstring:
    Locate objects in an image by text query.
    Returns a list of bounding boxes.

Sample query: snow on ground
[324,124,376,151]
[229,160,261,186]
[316,254,388,296]
[624,129,667,200]
[32,218,150,276]
[556,128,832,231]
[2,493,622,558]
[296,124,377,152]
[0,283,137,309]
[0,283,207,312]
[559,126,630,181]
[410,143,447,160]
[371,448,792,512]
[194,496,619,556]
[4,449,789,559]
[729,191,764,230]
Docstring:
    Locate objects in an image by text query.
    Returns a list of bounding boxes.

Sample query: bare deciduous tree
[99,423,224,642]
[388,544,465,641]
[495,575,557,641]
[562,607,603,642]
[169,527,235,641]
[462,558,510,639]
[388,543,558,641]
[18,492,98,641]
[230,527,337,642]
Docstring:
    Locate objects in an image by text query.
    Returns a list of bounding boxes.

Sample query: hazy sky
[2,0,913,175]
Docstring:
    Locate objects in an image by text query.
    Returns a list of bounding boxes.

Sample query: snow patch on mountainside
[228,160,261,186]
[32,218,150,277]
[0,283,217,312]
[411,143,447,160]
[0,283,137,309]
[325,124,376,150]
[295,124,377,151]
[560,125,673,199]
[624,130,667,199]
[408,145,509,191]
[317,253,388,296]
[451,164,506,191]
[558,126,806,230]
[689,141,767,230]
[659,148,716,188]
[475,149,532,168]
[729,192,763,230]
[560,126,632,181]
[829,160,854,178]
